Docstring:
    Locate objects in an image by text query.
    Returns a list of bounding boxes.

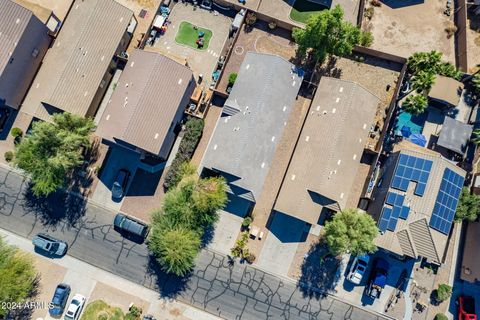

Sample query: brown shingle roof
[274,77,380,224]
[95,50,195,156]
[21,0,133,120]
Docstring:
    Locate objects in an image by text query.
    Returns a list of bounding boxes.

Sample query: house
[436,116,473,158]
[274,77,380,225]
[428,75,464,108]
[20,0,135,123]
[460,220,480,283]
[370,141,466,265]
[0,0,51,110]
[95,50,195,160]
[200,52,303,207]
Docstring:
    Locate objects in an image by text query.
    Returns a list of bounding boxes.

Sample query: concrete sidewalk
[0,228,220,320]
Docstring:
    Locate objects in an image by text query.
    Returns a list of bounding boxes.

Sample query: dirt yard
[467,13,480,73]
[115,0,162,53]
[363,0,456,63]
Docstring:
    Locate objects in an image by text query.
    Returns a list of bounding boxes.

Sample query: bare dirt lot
[363,0,456,63]
[467,13,480,73]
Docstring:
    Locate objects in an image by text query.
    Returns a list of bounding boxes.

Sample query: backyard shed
[428,75,464,107]
[437,116,473,156]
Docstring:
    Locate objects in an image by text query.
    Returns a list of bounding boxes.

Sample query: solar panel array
[391,154,433,196]
[378,191,411,232]
[429,168,464,235]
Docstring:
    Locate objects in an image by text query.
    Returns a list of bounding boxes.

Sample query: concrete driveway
[208,194,251,254]
[91,144,141,211]
[257,212,309,277]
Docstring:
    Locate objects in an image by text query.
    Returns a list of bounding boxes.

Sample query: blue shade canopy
[409,133,427,147]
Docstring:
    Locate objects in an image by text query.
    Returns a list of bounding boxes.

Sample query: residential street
[0,166,388,320]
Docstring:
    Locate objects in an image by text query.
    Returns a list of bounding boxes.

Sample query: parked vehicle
[457,296,477,320]
[113,213,149,239]
[32,233,68,256]
[111,169,130,199]
[49,283,71,317]
[346,255,370,285]
[365,258,389,299]
[64,294,86,320]
[0,108,11,133]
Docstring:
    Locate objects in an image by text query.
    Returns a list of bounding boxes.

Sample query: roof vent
[339,87,344,92]
[271,136,275,142]
[316,106,320,111]
[178,79,183,85]
[154,133,159,139]
[337,159,341,165]
[106,114,110,120]
[213,144,218,150]
[291,174,296,181]
[84,91,88,97]
[332,108,336,114]
[261,162,265,168]
[246,64,250,70]
[340,192,344,199]
[283,106,287,112]
[120,17,124,22]
[35,83,40,89]
[353,154,357,160]
[323,110,327,115]
[101,56,105,61]
[336,98,340,103]
[305,136,310,142]
[363,123,367,129]
[16,18,20,24]
[292,81,296,87]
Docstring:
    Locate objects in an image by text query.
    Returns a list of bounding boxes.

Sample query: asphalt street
[0,166,388,320]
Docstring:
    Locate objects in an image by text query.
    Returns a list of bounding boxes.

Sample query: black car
[49,283,71,317]
[111,169,130,199]
[113,213,149,240]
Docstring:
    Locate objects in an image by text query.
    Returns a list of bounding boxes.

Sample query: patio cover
[429,75,464,107]
[437,116,473,155]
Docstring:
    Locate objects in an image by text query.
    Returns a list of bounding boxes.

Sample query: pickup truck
[365,258,389,299]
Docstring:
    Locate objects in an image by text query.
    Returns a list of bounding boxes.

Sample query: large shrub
[163,118,204,189]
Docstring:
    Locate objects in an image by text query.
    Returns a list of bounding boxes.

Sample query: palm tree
[411,71,436,94]
[402,94,428,115]
[407,51,442,74]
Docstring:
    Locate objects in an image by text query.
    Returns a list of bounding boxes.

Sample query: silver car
[346,255,370,285]
[32,233,68,256]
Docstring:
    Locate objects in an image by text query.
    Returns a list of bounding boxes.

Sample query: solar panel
[387,217,398,231]
[378,207,392,232]
[399,206,410,219]
[386,192,396,205]
[430,168,465,235]
[391,154,432,196]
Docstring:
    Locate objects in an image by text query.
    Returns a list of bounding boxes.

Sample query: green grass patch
[175,21,212,51]
[289,0,328,24]
[80,300,125,320]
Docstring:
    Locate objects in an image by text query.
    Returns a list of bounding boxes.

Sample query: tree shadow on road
[146,254,191,299]
[23,183,87,228]
[298,241,342,299]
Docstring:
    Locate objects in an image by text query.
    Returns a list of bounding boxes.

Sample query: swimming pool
[395,110,427,137]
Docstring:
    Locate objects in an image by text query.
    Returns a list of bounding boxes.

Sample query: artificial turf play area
[290,0,328,24]
[175,21,212,51]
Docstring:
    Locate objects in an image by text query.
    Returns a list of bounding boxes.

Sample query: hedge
[163,117,204,189]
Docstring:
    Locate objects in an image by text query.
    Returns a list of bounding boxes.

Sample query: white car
[346,255,370,285]
[64,294,86,320]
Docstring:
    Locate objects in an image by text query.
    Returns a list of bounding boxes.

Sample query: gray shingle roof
[0,0,32,75]
[274,77,380,224]
[96,50,195,157]
[21,0,133,120]
[437,116,473,155]
[200,52,303,202]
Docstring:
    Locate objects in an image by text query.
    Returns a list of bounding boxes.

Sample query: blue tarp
[409,133,427,147]
[400,125,412,138]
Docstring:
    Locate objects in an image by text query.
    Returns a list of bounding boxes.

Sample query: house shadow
[298,241,342,299]
[267,211,309,243]
[126,168,163,197]
[380,0,424,9]
[23,183,87,228]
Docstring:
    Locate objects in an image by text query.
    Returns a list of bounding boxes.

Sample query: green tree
[435,284,452,302]
[455,187,480,222]
[13,113,94,196]
[149,164,227,275]
[402,94,428,115]
[292,5,366,63]
[323,209,378,256]
[434,314,448,320]
[411,71,436,93]
[407,51,443,74]
[472,73,480,95]
[148,225,201,276]
[0,238,37,318]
